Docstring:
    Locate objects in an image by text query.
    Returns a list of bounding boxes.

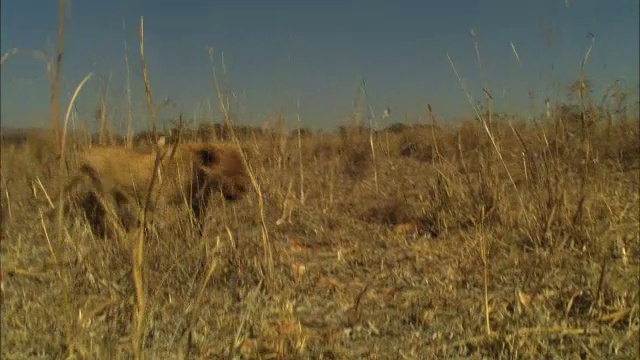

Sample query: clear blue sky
[1,0,638,132]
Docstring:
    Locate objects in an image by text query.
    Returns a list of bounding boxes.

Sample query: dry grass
[1,109,638,358]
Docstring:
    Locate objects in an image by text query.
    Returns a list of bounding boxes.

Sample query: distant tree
[386,122,409,134]
[290,127,312,138]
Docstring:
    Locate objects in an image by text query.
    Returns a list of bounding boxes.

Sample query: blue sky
[1,0,638,132]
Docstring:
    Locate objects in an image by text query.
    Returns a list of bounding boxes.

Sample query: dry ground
[1,117,639,359]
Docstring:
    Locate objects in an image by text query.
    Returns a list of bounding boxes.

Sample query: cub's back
[76,147,159,194]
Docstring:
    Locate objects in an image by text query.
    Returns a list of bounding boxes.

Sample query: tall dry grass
[1,104,639,357]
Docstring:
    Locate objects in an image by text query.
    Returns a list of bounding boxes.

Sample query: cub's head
[180,143,251,201]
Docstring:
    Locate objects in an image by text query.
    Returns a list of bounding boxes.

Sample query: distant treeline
[1,121,443,148]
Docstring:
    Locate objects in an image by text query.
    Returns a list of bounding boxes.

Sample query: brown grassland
[1,105,639,358]
[0,9,638,357]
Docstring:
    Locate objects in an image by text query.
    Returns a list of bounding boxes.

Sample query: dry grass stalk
[447,53,526,222]
[2,176,13,222]
[276,179,294,226]
[52,71,93,357]
[122,19,135,149]
[179,238,221,356]
[34,176,55,209]
[96,74,114,146]
[368,128,379,193]
[129,15,164,359]
[427,103,442,162]
[479,207,491,335]
[0,47,19,65]
[39,211,75,351]
[207,46,274,282]
[296,98,305,205]
[50,0,66,155]
[361,79,379,194]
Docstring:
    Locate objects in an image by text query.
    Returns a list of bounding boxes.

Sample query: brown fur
[65,142,250,237]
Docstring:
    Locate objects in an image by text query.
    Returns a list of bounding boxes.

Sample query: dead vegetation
[1,106,638,358]
[1,7,638,356]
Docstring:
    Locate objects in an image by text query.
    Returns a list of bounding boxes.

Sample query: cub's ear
[195,148,218,166]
